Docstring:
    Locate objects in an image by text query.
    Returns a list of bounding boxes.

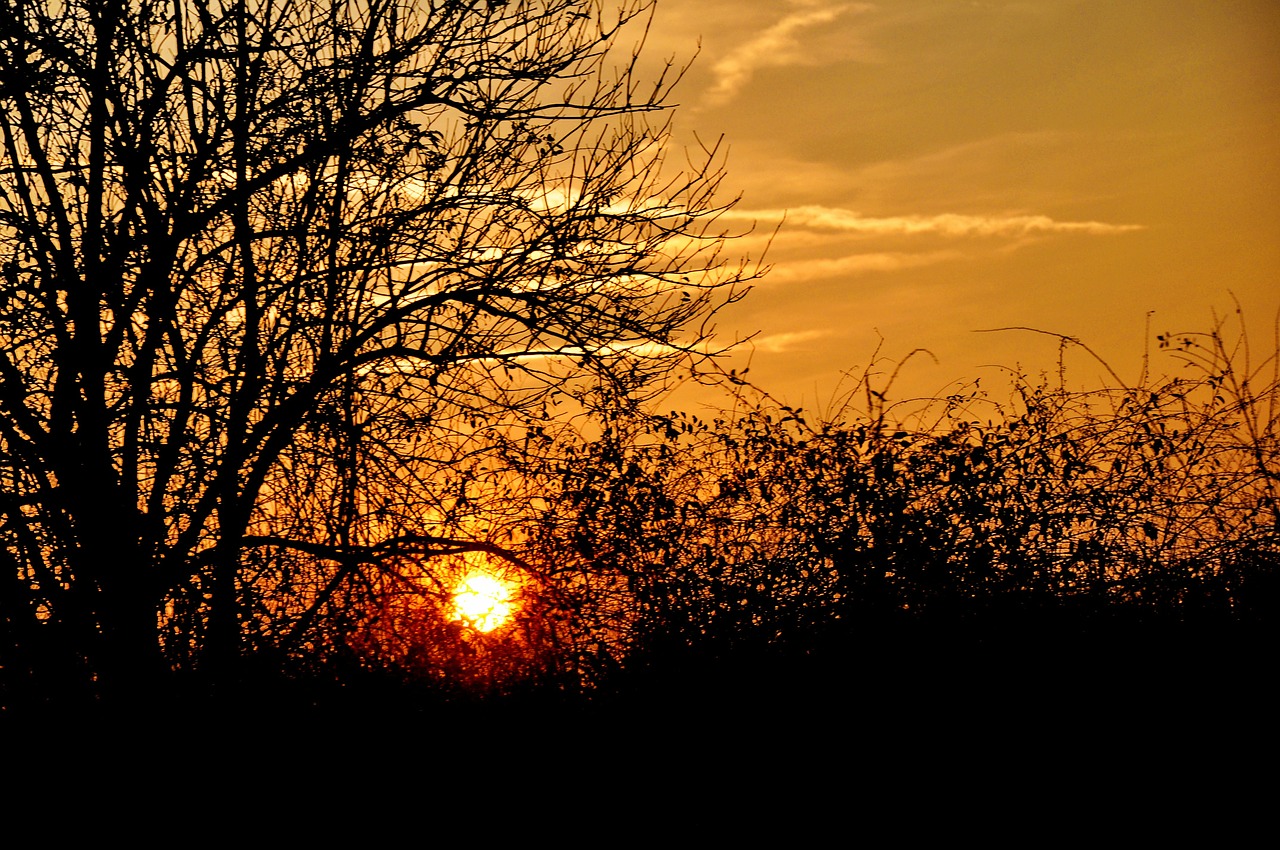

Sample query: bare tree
[0,0,751,701]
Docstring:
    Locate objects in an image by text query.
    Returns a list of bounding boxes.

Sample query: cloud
[763,250,964,283]
[705,2,870,106]
[493,340,698,364]
[741,329,830,354]
[723,205,1145,237]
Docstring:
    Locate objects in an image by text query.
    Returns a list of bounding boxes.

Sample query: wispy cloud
[724,205,1145,237]
[705,2,870,106]
[741,329,830,354]
[763,251,964,283]
[491,340,700,364]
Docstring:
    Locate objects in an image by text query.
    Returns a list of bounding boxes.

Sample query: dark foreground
[6,610,1272,757]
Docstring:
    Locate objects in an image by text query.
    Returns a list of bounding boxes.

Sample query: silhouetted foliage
[516,310,1277,697]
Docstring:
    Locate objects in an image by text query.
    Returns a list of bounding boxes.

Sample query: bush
[511,310,1277,695]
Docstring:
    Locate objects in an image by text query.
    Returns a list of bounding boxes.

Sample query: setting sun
[450,573,516,633]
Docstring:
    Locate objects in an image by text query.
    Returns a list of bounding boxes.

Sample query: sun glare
[450,573,516,633]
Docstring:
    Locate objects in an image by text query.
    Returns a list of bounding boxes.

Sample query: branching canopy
[0,0,753,693]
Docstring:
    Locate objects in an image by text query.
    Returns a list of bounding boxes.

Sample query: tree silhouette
[0,0,751,703]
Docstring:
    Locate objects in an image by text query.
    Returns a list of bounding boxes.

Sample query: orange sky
[641,0,1280,410]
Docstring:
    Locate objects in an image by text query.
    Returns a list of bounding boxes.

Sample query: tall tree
[0,0,750,701]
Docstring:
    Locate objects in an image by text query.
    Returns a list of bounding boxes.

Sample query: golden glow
[450,572,516,632]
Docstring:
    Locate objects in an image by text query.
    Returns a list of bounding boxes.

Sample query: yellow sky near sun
[640,0,1280,409]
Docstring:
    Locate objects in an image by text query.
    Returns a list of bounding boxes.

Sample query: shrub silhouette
[511,309,1277,700]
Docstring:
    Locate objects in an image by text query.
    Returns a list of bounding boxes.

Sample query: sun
[450,572,516,633]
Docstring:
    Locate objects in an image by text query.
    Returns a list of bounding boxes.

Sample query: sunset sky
[641,0,1280,409]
